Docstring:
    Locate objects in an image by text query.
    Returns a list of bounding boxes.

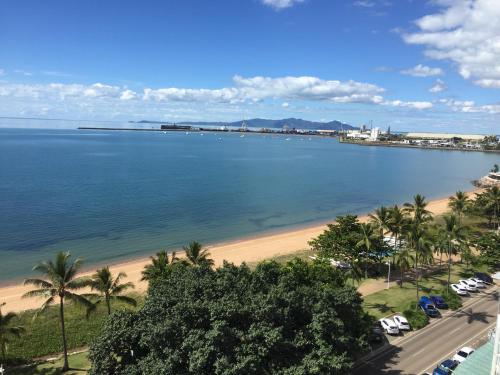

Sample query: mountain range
[133,118,356,130]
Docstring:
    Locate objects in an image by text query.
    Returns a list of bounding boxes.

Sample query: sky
[0,0,499,133]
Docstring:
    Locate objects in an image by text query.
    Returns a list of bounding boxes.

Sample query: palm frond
[23,278,53,289]
[112,295,137,307]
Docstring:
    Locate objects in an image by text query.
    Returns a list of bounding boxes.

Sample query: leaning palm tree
[183,241,214,267]
[356,223,379,279]
[441,215,468,294]
[141,250,179,282]
[23,251,93,372]
[394,247,414,288]
[86,267,136,315]
[0,302,25,361]
[369,206,391,238]
[448,191,469,222]
[404,194,433,225]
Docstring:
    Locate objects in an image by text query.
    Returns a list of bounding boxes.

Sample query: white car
[393,315,411,330]
[453,346,475,363]
[379,318,399,335]
[451,283,469,296]
[469,278,486,288]
[459,279,477,292]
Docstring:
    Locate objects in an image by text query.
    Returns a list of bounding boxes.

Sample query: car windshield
[427,305,436,310]
[457,351,468,357]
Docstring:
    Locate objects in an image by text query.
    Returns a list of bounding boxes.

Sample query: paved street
[353,285,499,375]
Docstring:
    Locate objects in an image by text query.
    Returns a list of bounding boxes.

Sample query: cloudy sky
[1,0,500,133]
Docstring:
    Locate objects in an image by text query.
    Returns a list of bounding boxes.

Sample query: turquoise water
[0,126,498,282]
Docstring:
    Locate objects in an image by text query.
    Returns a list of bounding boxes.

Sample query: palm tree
[448,191,469,222]
[484,186,500,230]
[491,164,499,173]
[356,223,379,278]
[141,250,180,281]
[406,220,433,303]
[369,206,391,238]
[23,251,93,371]
[388,205,408,265]
[404,194,433,225]
[394,247,414,288]
[183,241,214,267]
[0,302,25,361]
[86,267,136,315]
[441,215,468,294]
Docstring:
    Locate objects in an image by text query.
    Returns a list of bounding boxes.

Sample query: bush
[441,288,463,310]
[402,301,429,330]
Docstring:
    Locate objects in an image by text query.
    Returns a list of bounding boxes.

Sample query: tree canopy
[89,259,371,375]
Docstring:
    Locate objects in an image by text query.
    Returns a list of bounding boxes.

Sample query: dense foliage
[402,302,429,330]
[474,231,500,271]
[89,259,372,375]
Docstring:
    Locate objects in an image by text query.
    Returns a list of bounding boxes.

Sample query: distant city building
[369,127,380,141]
[405,132,486,141]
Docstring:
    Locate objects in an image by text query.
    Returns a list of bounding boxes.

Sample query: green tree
[87,267,136,315]
[23,251,93,371]
[388,205,408,265]
[440,215,468,294]
[89,260,371,374]
[406,221,433,303]
[404,194,433,225]
[183,241,214,267]
[0,302,25,361]
[141,250,180,282]
[448,191,470,222]
[356,223,379,279]
[491,164,499,173]
[369,206,391,238]
[395,247,414,287]
[474,231,500,271]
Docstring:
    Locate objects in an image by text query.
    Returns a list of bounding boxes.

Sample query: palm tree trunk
[400,267,404,288]
[59,296,69,371]
[447,243,452,296]
[440,251,443,268]
[415,254,420,305]
[106,294,111,315]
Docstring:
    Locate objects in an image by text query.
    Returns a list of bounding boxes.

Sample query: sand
[0,189,481,313]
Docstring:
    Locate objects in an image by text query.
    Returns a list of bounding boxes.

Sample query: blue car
[430,295,448,309]
[433,359,458,374]
[419,296,439,317]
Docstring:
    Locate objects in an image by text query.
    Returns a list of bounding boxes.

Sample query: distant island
[130,117,357,131]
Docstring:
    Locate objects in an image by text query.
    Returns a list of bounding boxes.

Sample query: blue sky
[1,0,499,133]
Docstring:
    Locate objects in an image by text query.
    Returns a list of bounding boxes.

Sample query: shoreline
[1,188,482,313]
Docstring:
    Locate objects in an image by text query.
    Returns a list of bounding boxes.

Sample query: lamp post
[385,261,391,289]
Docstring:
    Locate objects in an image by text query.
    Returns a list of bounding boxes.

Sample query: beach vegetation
[448,191,470,222]
[182,240,214,267]
[89,259,371,374]
[402,301,429,330]
[0,302,25,361]
[22,251,94,372]
[85,267,136,315]
[141,250,181,281]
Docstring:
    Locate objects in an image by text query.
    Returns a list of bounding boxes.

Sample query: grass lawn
[8,352,90,375]
[4,293,143,364]
[363,262,489,319]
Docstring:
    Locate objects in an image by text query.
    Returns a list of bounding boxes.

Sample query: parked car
[474,272,493,285]
[451,283,469,296]
[459,279,477,292]
[433,359,458,375]
[393,315,411,330]
[419,296,439,317]
[430,295,448,309]
[453,346,475,363]
[370,321,384,343]
[469,277,486,288]
[379,318,399,335]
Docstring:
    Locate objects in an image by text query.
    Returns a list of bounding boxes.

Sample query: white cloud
[144,75,386,105]
[282,102,290,108]
[353,1,375,7]
[403,0,500,88]
[261,0,304,10]
[401,64,443,77]
[439,98,500,114]
[384,100,434,110]
[120,89,137,100]
[429,79,447,93]
[14,69,33,76]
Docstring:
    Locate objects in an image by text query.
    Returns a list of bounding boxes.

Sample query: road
[353,285,499,375]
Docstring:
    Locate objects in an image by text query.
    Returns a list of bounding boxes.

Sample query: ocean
[0,124,498,282]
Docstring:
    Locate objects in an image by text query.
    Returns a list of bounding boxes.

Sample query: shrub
[402,301,429,330]
[440,287,462,310]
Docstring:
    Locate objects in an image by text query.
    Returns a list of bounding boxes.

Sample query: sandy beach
[0,189,481,313]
